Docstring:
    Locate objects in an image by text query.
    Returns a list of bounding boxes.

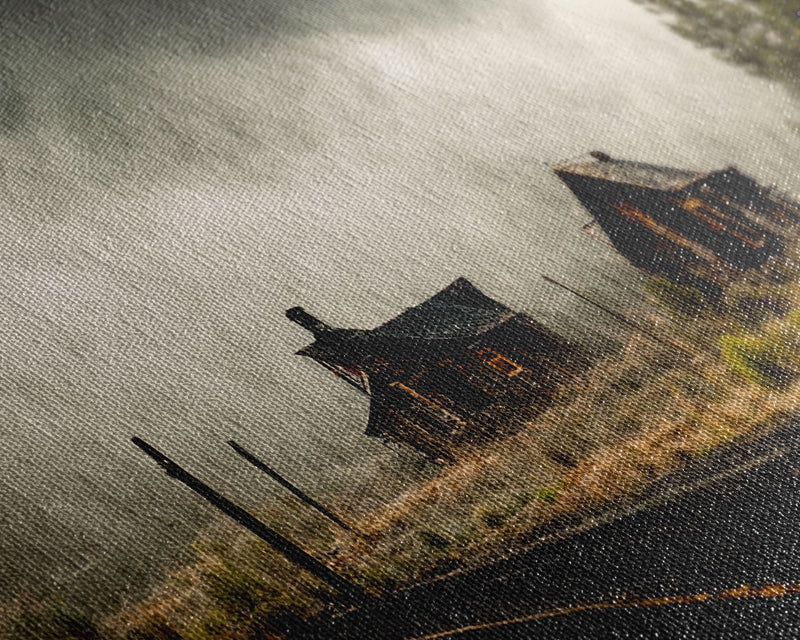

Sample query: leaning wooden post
[227,440,354,533]
[541,275,692,356]
[131,437,368,604]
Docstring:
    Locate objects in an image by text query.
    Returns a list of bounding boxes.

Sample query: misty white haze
[1,0,799,610]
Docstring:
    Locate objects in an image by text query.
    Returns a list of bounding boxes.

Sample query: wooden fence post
[227,440,354,533]
[131,437,369,604]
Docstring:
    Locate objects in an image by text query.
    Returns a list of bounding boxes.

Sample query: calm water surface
[1,0,799,609]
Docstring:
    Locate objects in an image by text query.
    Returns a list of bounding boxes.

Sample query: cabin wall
[669,186,781,269]
[557,172,709,276]
[367,318,587,461]
[699,170,800,235]
[560,171,784,270]
[557,171,787,300]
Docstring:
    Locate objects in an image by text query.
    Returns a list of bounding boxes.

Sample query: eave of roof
[552,156,709,192]
[372,277,513,340]
[295,278,517,366]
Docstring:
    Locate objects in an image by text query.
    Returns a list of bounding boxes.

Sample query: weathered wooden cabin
[552,152,800,299]
[287,278,586,462]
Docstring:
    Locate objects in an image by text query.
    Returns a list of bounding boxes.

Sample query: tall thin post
[227,440,353,533]
[542,275,692,355]
[131,437,368,604]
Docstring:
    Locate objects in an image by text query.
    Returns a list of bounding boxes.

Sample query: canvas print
[3,1,800,638]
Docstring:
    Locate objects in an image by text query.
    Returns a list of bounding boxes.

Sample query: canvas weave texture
[2,1,800,638]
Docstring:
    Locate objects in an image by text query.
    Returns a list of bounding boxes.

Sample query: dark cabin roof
[372,277,514,340]
[552,154,708,192]
[295,278,515,368]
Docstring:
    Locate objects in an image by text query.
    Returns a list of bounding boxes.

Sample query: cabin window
[478,348,523,377]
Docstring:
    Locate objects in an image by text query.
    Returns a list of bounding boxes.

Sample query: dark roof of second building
[552,154,708,191]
